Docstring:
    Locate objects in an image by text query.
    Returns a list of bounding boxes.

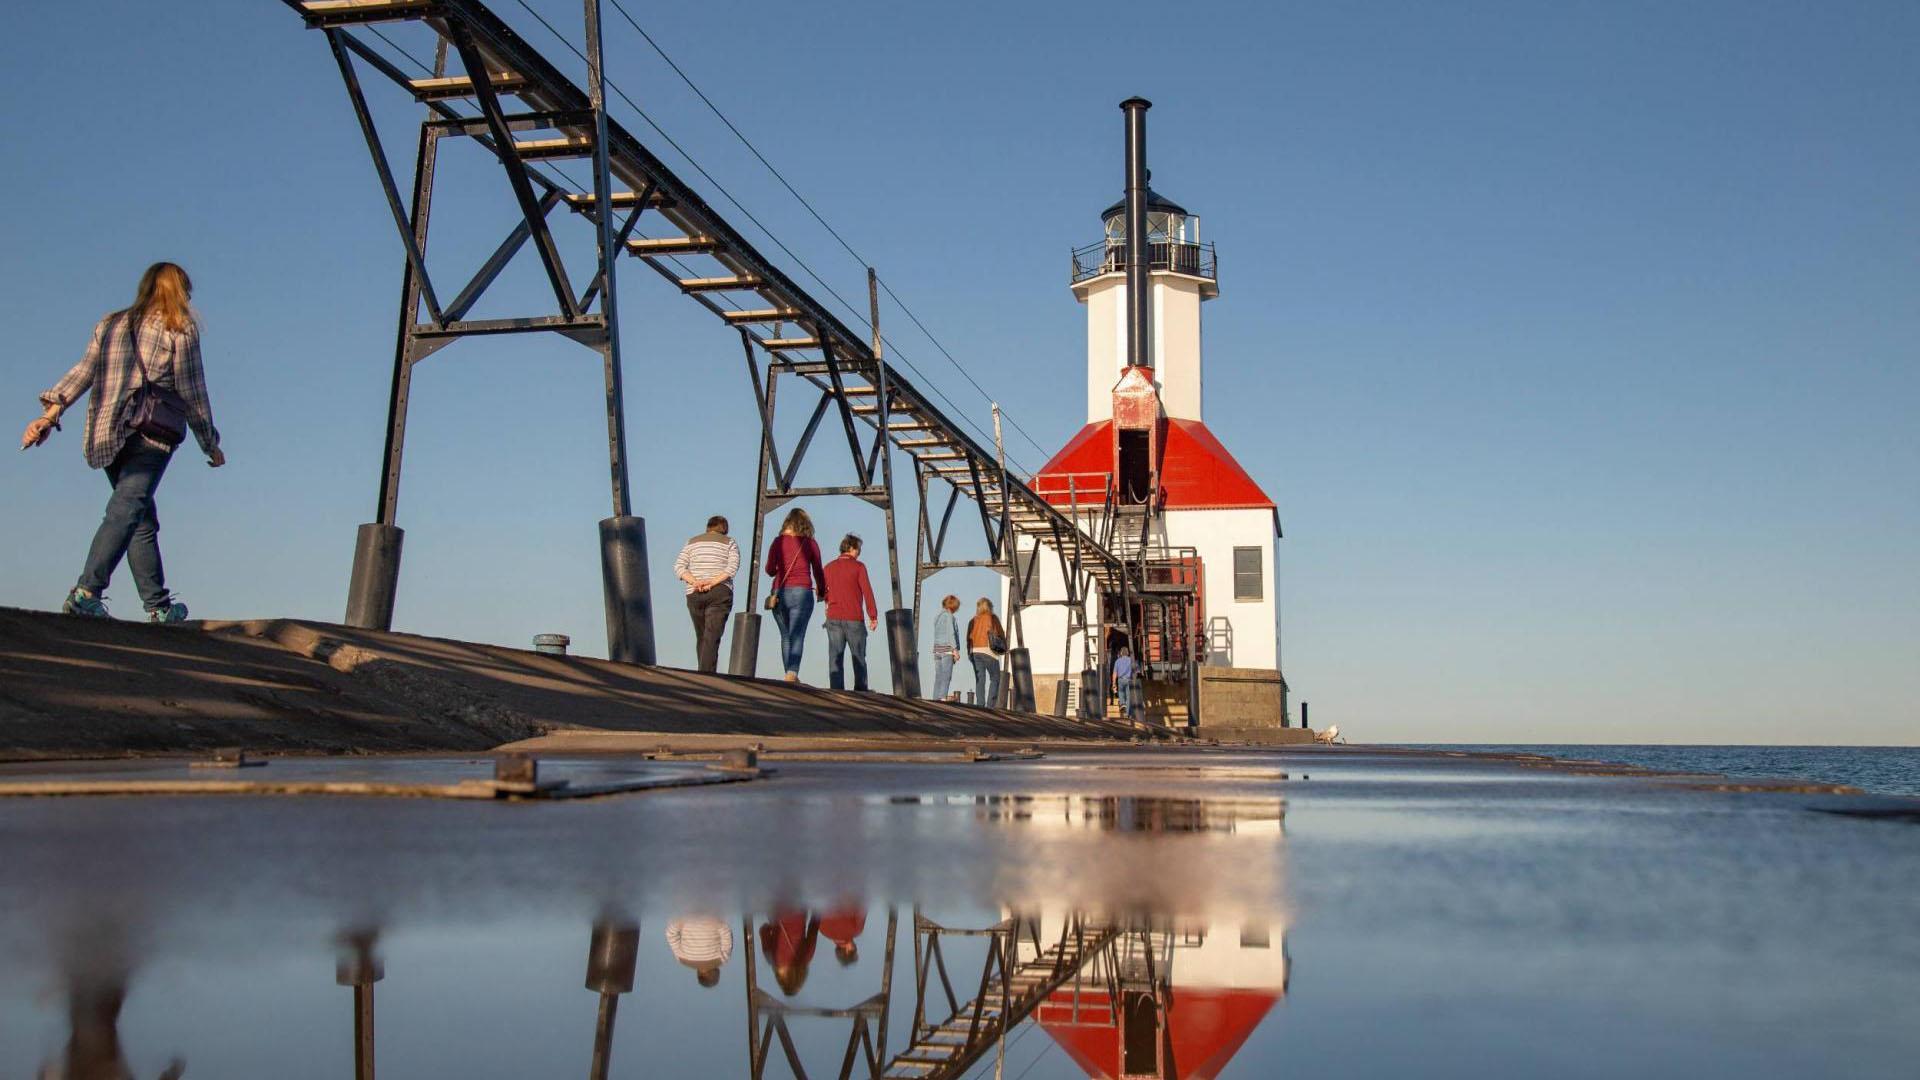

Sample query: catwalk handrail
[287,0,1136,588]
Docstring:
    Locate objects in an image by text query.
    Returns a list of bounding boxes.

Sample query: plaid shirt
[41,311,219,469]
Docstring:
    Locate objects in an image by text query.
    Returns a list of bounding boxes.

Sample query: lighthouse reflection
[308,794,1287,1079]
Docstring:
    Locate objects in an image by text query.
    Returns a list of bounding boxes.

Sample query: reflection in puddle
[9,795,1291,1079]
[888,794,1286,835]
[9,753,1918,1076]
[24,905,1291,1079]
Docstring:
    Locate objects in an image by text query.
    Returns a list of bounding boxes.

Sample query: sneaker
[148,600,190,624]
[62,587,109,618]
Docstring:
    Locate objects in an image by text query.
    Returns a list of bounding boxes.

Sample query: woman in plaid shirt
[20,263,224,622]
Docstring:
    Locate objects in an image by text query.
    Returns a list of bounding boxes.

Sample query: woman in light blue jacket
[928,594,961,700]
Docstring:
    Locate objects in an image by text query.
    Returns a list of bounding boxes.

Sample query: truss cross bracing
[286,0,1142,701]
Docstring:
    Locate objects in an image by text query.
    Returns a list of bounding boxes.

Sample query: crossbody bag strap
[123,310,156,390]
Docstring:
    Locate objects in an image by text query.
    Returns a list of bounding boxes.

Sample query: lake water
[1,748,1914,1078]
[1421,744,1920,797]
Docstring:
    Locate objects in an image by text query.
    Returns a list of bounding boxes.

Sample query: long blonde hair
[127,262,195,334]
[780,507,814,538]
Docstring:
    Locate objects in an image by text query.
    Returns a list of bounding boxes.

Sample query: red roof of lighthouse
[1032,419,1276,512]
[1036,987,1280,1079]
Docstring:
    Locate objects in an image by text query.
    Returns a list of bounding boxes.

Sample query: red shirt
[819,906,867,948]
[759,911,818,968]
[822,554,877,622]
[765,534,826,595]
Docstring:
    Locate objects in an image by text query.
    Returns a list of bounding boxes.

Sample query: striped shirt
[665,916,734,970]
[41,310,219,470]
[674,531,741,595]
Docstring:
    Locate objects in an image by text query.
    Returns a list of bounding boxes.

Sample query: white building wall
[1006,509,1277,676]
[1083,278,1124,424]
[1152,276,1205,421]
[1169,507,1278,671]
[1002,511,1111,676]
[1076,272,1208,423]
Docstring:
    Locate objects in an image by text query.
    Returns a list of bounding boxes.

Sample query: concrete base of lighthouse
[1032,665,1289,731]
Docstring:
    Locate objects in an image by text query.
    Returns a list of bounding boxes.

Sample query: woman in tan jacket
[966,598,1005,708]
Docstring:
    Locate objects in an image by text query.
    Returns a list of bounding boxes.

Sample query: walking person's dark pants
[686,584,732,673]
[825,619,869,691]
[78,438,175,611]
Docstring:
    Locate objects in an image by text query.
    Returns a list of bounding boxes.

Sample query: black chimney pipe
[1121,96,1152,371]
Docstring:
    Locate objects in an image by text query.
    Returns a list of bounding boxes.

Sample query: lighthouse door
[1117,428,1152,504]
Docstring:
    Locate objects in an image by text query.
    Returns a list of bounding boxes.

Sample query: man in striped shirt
[674,516,741,673]
[665,914,734,988]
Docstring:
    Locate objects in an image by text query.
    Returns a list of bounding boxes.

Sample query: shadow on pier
[0,607,1143,759]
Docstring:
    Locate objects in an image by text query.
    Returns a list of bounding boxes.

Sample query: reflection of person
[665,914,735,988]
[818,905,867,967]
[758,909,820,996]
[22,262,223,624]
[765,508,828,683]
[39,978,185,1080]
[928,595,961,701]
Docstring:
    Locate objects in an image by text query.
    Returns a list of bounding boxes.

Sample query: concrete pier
[0,607,1144,759]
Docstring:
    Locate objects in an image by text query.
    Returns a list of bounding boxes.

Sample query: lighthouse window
[1233,547,1263,601]
[1012,549,1043,601]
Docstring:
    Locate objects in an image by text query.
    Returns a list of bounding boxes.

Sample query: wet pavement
[1,747,1915,1078]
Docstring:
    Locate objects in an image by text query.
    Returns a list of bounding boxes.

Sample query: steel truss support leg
[731,344,778,677]
[581,0,651,664]
[346,119,440,630]
[866,272,918,699]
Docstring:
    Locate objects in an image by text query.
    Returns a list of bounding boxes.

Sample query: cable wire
[369,4,1035,470]
[598,0,1052,466]
[510,0,1025,464]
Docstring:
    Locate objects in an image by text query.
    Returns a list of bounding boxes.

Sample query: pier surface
[0,606,1144,759]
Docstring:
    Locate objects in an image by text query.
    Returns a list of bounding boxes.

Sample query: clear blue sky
[3,0,1914,744]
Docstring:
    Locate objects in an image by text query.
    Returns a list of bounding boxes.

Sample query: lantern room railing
[1070,238,1217,285]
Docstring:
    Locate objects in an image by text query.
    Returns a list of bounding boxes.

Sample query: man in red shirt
[821,533,879,691]
[819,904,867,967]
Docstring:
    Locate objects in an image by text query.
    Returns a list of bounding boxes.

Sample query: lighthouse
[1009,98,1288,729]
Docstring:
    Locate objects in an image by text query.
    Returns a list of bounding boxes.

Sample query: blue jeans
[771,586,815,674]
[1116,678,1135,718]
[930,649,956,699]
[79,438,174,610]
[825,618,869,691]
[970,652,1001,709]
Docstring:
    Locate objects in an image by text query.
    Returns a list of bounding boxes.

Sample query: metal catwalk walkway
[285,0,1148,708]
[884,914,1119,1079]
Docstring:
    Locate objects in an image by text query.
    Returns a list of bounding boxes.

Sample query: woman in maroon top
[765,507,828,682]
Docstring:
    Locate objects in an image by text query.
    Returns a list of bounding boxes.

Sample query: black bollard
[728,611,762,677]
[585,920,639,1080]
[1053,678,1071,717]
[345,523,403,631]
[1008,648,1035,713]
[585,921,639,996]
[885,608,918,698]
[598,516,655,665]
[335,931,382,1080]
[1080,667,1103,720]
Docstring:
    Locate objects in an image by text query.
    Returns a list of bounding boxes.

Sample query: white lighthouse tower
[1007,99,1288,730]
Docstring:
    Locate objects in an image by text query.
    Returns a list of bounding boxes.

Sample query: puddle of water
[1,753,1915,1077]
